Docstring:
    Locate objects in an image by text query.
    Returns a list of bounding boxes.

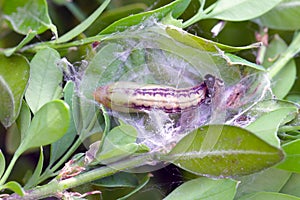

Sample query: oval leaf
[55,0,110,43]
[258,0,300,30]
[0,77,14,128]
[0,54,29,128]
[50,81,77,165]
[281,173,300,197]
[235,168,292,198]
[0,181,24,196]
[6,101,31,154]
[16,100,70,156]
[100,0,191,34]
[164,177,238,200]
[224,53,266,71]
[3,31,36,57]
[92,172,139,188]
[17,101,31,140]
[3,0,57,35]
[166,125,284,177]
[24,148,44,189]
[262,35,296,98]
[242,100,298,147]
[239,192,300,200]
[25,48,63,113]
[166,26,263,53]
[206,0,282,21]
[85,3,148,36]
[0,150,5,178]
[276,139,300,173]
[103,124,138,147]
[246,107,297,147]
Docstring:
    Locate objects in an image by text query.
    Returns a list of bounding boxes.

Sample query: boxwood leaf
[92,172,139,188]
[24,147,44,189]
[224,53,266,71]
[257,0,300,30]
[238,192,300,200]
[17,101,31,140]
[166,26,262,53]
[50,81,77,165]
[262,35,296,98]
[281,173,300,197]
[6,101,31,154]
[3,31,36,56]
[85,3,148,36]
[276,139,300,173]
[206,0,282,21]
[165,125,284,177]
[25,48,63,114]
[92,125,139,164]
[246,107,297,147]
[235,168,291,198]
[164,177,238,200]
[242,100,298,147]
[55,0,110,43]
[0,54,29,128]
[0,181,24,196]
[2,0,57,36]
[0,150,5,178]
[15,100,70,156]
[100,0,191,34]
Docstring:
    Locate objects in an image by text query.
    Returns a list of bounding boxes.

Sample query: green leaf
[0,181,24,196]
[258,0,300,30]
[6,122,21,154]
[50,81,77,165]
[164,177,238,200]
[281,173,300,197]
[166,26,262,53]
[245,100,298,147]
[118,174,151,200]
[0,150,5,178]
[6,101,31,154]
[224,53,266,71]
[245,100,298,124]
[0,54,29,128]
[286,94,300,104]
[55,0,110,43]
[97,143,139,164]
[103,124,138,146]
[235,168,292,198]
[90,125,139,164]
[268,31,300,79]
[262,35,296,98]
[0,77,14,128]
[165,125,284,177]
[246,107,297,147]
[3,31,36,56]
[238,192,300,200]
[2,0,57,36]
[276,139,300,173]
[24,147,44,189]
[25,48,63,114]
[17,101,31,140]
[100,0,191,34]
[92,172,139,188]
[206,0,282,21]
[15,100,70,156]
[86,3,148,36]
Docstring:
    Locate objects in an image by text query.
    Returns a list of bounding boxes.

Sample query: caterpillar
[93,74,221,113]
